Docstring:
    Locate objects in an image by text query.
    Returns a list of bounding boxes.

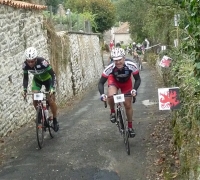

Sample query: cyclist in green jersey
[22,47,59,132]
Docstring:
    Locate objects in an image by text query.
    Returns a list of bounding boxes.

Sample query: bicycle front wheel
[117,110,124,134]
[120,108,131,155]
[36,107,44,149]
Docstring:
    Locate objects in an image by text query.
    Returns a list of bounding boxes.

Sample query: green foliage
[115,0,147,42]
[45,0,64,13]
[143,0,178,45]
[46,0,64,6]
[64,0,116,33]
[174,0,200,80]
[101,43,110,52]
[82,11,98,32]
[129,0,200,178]
[115,0,180,45]
[43,11,86,31]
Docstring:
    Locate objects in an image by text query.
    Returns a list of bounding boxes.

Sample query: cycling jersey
[98,59,141,95]
[102,59,139,83]
[136,46,143,55]
[23,57,56,91]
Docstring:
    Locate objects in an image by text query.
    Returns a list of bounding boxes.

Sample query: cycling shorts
[32,77,53,91]
[107,75,132,94]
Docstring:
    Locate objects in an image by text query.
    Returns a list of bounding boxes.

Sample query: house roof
[114,22,130,34]
[0,0,47,10]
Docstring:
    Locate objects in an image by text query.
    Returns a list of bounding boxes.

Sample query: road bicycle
[25,92,54,149]
[104,94,136,155]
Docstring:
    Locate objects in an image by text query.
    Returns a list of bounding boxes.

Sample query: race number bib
[113,94,125,103]
[34,93,43,100]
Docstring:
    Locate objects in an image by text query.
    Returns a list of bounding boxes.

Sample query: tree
[115,0,179,45]
[45,0,64,13]
[115,0,147,42]
[65,0,116,33]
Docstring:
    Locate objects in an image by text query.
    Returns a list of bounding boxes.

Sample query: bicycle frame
[104,93,131,155]
[26,92,54,149]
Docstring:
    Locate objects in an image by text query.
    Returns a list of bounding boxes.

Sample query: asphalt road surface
[0,54,166,180]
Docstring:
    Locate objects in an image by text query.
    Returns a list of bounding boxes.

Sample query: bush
[102,43,109,52]
[146,52,158,66]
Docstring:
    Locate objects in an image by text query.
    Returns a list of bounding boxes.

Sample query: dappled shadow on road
[93,169,120,180]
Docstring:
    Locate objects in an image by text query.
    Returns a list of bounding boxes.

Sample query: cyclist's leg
[139,54,144,69]
[44,79,59,131]
[107,75,119,105]
[133,51,138,60]
[119,78,133,123]
[32,78,42,109]
[124,97,135,137]
[47,93,57,118]
[43,78,57,118]
[123,97,133,122]
[107,75,118,123]
[119,78,135,137]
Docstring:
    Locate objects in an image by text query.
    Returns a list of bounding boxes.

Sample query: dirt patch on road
[146,116,180,180]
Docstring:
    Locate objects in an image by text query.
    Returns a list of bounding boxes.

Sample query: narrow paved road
[0,53,166,180]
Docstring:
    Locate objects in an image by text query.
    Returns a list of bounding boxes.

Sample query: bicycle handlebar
[24,91,51,102]
[103,93,136,108]
[26,91,50,95]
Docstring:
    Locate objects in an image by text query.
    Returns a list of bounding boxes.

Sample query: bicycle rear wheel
[36,107,44,149]
[47,117,54,138]
[45,103,54,138]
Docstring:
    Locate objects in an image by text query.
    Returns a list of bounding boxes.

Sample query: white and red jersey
[102,60,139,83]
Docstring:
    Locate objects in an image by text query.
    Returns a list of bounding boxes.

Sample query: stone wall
[0,5,103,136]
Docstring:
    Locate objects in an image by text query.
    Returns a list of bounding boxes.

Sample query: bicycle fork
[116,108,125,134]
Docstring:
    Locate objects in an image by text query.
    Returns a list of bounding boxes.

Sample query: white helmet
[132,42,136,45]
[111,48,125,60]
[24,47,37,60]
[136,43,142,47]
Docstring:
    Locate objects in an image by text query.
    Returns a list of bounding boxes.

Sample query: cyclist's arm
[132,73,141,90]
[98,76,107,95]
[23,71,29,91]
[48,68,56,88]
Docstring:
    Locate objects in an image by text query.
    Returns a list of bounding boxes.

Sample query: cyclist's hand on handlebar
[22,90,27,98]
[100,94,107,101]
[22,90,27,101]
[131,89,137,97]
[49,88,55,96]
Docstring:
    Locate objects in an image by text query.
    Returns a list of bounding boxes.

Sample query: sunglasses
[26,60,35,64]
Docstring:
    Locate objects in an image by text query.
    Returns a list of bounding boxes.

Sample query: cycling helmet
[136,43,142,47]
[132,42,136,45]
[111,48,125,60]
[24,47,37,60]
